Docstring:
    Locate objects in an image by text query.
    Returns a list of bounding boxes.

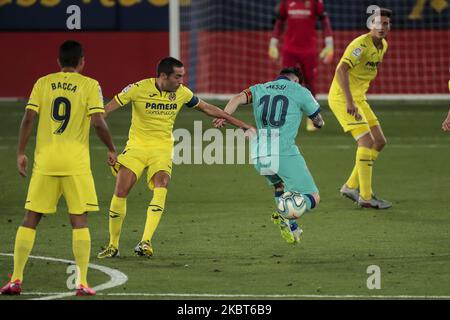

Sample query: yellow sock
[346,164,359,189]
[372,149,380,161]
[142,187,168,242]
[357,147,373,200]
[346,149,379,189]
[109,195,127,248]
[72,228,91,287]
[11,226,36,282]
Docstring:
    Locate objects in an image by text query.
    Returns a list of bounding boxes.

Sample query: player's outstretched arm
[91,113,117,166]
[16,109,37,177]
[104,99,121,118]
[213,92,248,128]
[196,100,255,131]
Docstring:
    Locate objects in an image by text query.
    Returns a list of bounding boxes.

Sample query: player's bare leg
[98,166,137,258]
[370,125,387,152]
[1,210,42,295]
[136,171,170,257]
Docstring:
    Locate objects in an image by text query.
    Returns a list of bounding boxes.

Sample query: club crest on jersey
[168,92,176,101]
[304,0,311,8]
[352,47,362,57]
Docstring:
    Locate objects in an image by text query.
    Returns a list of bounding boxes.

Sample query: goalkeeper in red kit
[268,0,334,131]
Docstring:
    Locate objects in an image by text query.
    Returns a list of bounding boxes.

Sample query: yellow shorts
[112,145,173,190]
[328,99,380,139]
[25,173,99,214]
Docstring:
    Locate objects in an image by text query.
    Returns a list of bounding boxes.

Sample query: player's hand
[320,37,334,65]
[320,47,334,64]
[442,116,450,131]
[244,127,257,139]
[17,154,28,178]
[346,102,362,121]
[213,118,227,128]
[107,150,118,166]
[268,38,280,61]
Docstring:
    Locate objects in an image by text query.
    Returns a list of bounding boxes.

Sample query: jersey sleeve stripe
[343,58,355,68]
[243,89,252,104]
[89,107,104,110]
[115,94,125,106]
[307,108,321,119]
[26,103,39,108]
[186,95,200,108]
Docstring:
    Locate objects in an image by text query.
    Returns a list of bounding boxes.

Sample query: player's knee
[21,210,42,229]
[374,136,387,150]
[115,187,130,198]
[69,213,88,229]
[313,193,321,205]
[357,133,374,149]
[309,193,320,209]
[152,171,170,188]
[303,193,320,210]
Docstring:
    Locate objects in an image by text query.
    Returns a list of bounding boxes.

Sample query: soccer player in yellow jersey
[97,57,255,258]
[328,8,392,209]
[0,41,117,296]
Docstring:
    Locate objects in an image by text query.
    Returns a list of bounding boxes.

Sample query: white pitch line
[17,292,450,300]
[0,253,128,300]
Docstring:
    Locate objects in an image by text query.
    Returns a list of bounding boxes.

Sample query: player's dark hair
[279,67,304,83]
[157,57,184,77]
[379,8,392,18]
[371,7,392,21]
[59,40,83,68]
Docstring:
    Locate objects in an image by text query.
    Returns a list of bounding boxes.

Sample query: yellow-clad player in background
[1,40,117,296]
[97,57,255,258]
[328,8,392,209]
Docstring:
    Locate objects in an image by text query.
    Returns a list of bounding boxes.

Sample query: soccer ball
[277,191,307,219]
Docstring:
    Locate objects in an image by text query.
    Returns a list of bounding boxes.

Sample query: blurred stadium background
[0,0,449,100]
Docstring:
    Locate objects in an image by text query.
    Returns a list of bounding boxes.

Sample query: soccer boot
[0,279,22,295]
[357,195,392,209]
[340,184,360,203]
[76,284,96,296]
[97,244,120,259]
[271,212,295,244]
[290,221,304,244]
[134,240,154,257]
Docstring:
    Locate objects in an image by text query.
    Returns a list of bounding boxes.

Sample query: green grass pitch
[0,100,449,300]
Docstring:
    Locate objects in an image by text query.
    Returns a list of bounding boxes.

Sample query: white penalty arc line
[0,253,128,300]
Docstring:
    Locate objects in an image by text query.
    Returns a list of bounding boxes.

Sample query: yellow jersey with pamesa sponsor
[329,33,388,101]
[25,72,104,176]
[114,78,200,148]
